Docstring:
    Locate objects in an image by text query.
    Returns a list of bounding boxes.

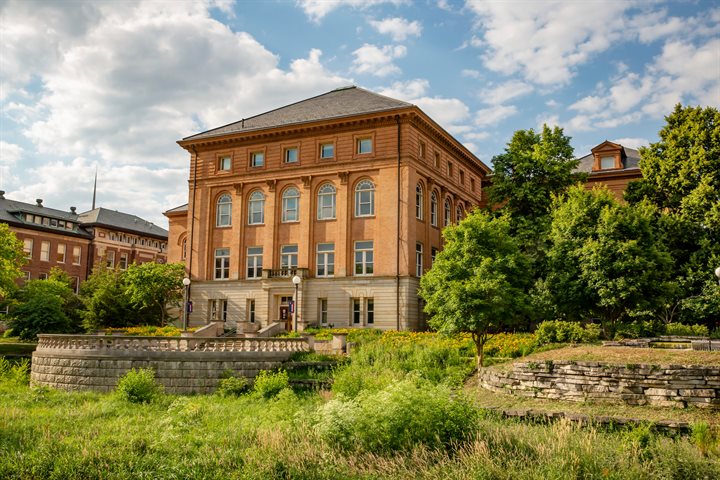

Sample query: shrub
[331,365,403,398]
[664,323,709,337]
[316,378,479,453]
[535,320,601,344]
[0,357,30,385]
[483,333,537,358]
[216,371,249,397]
[3,328,14,338]
[252,370,289,399]
[116,368,163,403]
[691,422,718,457]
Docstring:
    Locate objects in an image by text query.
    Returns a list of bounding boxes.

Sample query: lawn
[517,345,720,366]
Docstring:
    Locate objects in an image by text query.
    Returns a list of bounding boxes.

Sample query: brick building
[576,140,643,199]
[0,192,168,291]
[165,86,491,332]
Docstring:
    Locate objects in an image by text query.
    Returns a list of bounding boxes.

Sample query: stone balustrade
[31,334,309,394]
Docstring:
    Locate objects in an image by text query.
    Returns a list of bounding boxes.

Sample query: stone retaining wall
[480,360,720,409]
[31,334,308,394]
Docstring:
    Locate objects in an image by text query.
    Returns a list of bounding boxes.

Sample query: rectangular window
[354,241,374,276]
[280,244,298,269]
[431,247,438,266]
[73,246,82,265]
[284,147,298,163]
[320,143,334,159]
[471,178,476,192]
[214,248,230,280]
[57,243,66,263]
[416,243,423,277]
[448,161,454,178]
[248,299,256,324]
[119,253,128,270]
[366,298,374,325]
[71,277,79,294]
[39,272,48,280]
[218,155,231,171]
[23,271,30,281]
[419,141,425,159]
[357,138,372,154]
[218,299,228,321]
[600,156,615,169]
[50,218,57,227]
[316,243,335,277]
[318,298,328,325]
[246,246,263,279]
[106,250,115,267]
[434,152,440,168]
[352,298,361,325]
[251,151,264,167]
[23,238,33,259]
[40,241,50,261]
[459,170,465,185]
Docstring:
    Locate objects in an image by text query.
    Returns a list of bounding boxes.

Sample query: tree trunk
[472,332,485,383]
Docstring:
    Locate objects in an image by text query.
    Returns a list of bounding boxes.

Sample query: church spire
[91,165,98,210]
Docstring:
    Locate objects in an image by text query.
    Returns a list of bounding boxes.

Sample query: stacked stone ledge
[480,360,719,409]
[31,334,309,394]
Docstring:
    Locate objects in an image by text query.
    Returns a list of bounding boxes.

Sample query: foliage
[79,265,143,330]
[488,125,584,220]
[316,377,480,453]
[691,422,719,457]
[303,327,383,344]
[0,357,30,385]
[116,368,164,404]
[535,321,601,345]
[251,369,290,399]
[123,262,185,326]
[544,186,673,337]
[0,223,24,298]
[664,323,709,337]
[7,278,83,340]
[215,371,249,397]
[103,325,195,336]
[420,211,530,368]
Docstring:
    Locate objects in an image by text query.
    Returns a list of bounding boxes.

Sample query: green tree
[488,125,585,220]
[0,224,24,298]
[626,105,720,326]
[419,212,529,368]
[123,262,185,325]
[79,265,139,330]
[8,278,82,340]
[545,186,673,337]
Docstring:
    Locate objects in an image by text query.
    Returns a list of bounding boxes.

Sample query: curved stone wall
[480,360,720,409]
[31,334,308,394]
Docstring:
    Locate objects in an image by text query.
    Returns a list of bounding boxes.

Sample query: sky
[1,0,718,228]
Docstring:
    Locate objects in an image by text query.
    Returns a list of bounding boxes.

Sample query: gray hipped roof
[0,196,92,239]
[184,86,413,141]
[78,208,168,239]
[576,146,641,173]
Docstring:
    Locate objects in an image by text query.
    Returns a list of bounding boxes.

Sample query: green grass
[0,342,36,357]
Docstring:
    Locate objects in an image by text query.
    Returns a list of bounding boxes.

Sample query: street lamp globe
[292,275,301,285]
[183,277,191,287]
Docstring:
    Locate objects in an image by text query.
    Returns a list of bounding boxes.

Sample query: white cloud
[297,0,408,23]
[611,137,650,150]
[0,141,24,165]
[378,79,430,99]
[474,105,517,127]
[536,114,560,131]
[369,17,422,41]
[632,7,720,44]
[545,99,560,108]
[569,95,608,114]
[479,80,533,105]
[351,44,406,76]
[461,69,482,79]
[465,1,630,85]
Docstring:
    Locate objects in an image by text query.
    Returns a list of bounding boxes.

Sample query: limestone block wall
[480,360,720,409]
[31,334,308,394]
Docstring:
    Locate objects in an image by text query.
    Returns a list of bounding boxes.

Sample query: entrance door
[279,296,293,331]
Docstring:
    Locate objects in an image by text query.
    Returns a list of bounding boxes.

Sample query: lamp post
[182,277,191,331]
[292,275,301,333]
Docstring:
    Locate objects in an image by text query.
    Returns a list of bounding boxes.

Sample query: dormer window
[600,156,615,170]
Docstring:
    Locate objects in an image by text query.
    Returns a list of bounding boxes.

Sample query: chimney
[0,190,5,199]
[70,206,77,214]
[36,198,43,207]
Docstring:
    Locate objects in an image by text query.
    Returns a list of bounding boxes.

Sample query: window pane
[285,148,298,163]
[252,152,264,167]
[357,138,372,154]
[320,143,334,158]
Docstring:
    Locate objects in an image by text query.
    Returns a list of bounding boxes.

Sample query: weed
[116,368,163,403]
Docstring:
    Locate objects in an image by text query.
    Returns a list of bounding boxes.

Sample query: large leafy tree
[8,278,83,340]
[419,212,529,369]
[625,105,720,325]
[79,265,141,330]
[0,223,24,298]
[123,262,185,325]
[488,125,585,220]
[545,185,673,337]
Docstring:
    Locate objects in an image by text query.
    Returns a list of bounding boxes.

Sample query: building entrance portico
[278,295,292,331]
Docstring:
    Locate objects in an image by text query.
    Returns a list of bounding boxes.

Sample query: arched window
[444,198,451,227]
[430,191,438,227]
[317,183,336,220]
[281,187,300,222]
[354,180,375,217]
[415,183,424,220]
[456,203,464,223]
[216,194,232,227]
[248,191,265,225]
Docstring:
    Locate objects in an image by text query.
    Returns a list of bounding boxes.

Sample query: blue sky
[1,0,718,227]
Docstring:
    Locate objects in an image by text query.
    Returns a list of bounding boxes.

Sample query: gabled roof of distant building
[576,141,642,173]
[0,195,93,239]
[183,86,413,141]
[78,208,168,239]
[164,203,188,214]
